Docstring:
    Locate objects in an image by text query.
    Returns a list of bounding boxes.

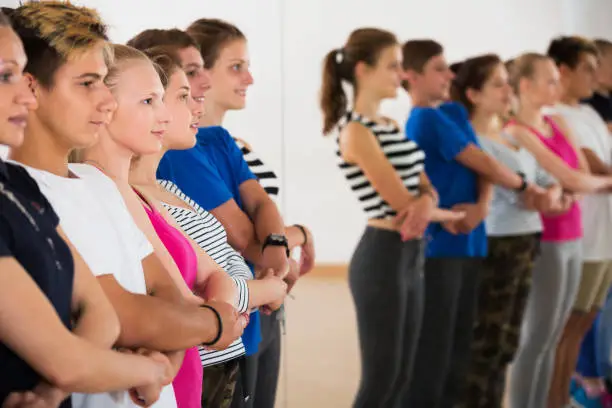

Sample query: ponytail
[320,49,347,135]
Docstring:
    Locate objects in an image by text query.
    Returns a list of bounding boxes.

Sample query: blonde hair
[507,52,550,94]
[69,44,156,164]
[104,44,152,91]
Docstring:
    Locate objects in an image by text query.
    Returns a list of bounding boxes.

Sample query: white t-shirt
[20,162,177,408]
[554,103,612,261]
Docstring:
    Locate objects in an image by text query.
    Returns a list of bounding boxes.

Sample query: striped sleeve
[158,178,252,311]
[231,277,249,313]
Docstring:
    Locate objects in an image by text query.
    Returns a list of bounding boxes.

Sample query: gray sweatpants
[508,239,582,408]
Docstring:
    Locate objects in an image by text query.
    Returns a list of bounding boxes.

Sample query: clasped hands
[394,195,466,241]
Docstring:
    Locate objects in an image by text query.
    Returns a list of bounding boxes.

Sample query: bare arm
[156,204,238,307]
[454,144,524,190]
[477,178,494,208]
[96,253,219,352]
[506,124,612,193]
[339,122,419,212]
[209,199,254,253]
[581,148,612,176]
[210,184,288,277]
[239,180,288,271]
[0,257,167,393]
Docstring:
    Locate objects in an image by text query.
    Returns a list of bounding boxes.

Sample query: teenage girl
[450,54,568,408]
[72,44,246,408]
[504,52,612,408]
[129,45,291,406]
[320,28,462,408]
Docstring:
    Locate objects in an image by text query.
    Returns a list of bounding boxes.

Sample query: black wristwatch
[515,171,528,193]
[262,234,290,258]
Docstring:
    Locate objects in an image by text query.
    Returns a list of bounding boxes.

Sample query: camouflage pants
[201,359,240,408]
[458,234,541,408]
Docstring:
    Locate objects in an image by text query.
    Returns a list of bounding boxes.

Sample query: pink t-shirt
[138,191,201,408]
[511,117,582,242]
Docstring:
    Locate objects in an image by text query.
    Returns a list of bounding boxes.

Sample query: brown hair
[320,28,397,134]
[547,36,599,69]
[0,10,10,27]
[401,39,443,90]
[127,29,198,54]
[594,38,612,56]
[141,46,182,89]
[451,54,502,116]
[3,1,108,88]
[186,18,245,69]
[507,52,550,94]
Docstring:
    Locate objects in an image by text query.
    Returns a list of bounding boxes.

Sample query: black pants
[349,227,425,408]
[403,257,483,408]
[231,310,281,408]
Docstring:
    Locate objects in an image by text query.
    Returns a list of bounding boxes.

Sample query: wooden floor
[273,272,514,408]
[275,273,359,408]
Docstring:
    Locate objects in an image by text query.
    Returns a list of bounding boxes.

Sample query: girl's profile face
[163,69,202,150]
[0,27,36,148]
[205,39,253,111]
[105,59,170,155]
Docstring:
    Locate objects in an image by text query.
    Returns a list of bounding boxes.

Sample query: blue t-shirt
[405,102,487,258]
[157,126,261,356]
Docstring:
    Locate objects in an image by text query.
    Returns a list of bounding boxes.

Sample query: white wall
[283,0,610,263]
[2,0,612,263]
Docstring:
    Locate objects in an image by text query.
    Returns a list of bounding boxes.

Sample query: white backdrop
[1,0,611,263]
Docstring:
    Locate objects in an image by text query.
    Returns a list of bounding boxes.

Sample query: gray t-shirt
[478,133,555,237]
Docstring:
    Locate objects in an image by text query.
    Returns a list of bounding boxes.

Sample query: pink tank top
[136,190,202,408]
[510,117,582,242]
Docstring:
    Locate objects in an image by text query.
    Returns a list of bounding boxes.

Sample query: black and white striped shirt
[158,180,251,367]
[337,111,425,219]
[234,138,280,200]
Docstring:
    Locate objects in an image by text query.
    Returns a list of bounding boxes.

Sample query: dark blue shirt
[584,92,612,123]
[405,102,487,258]
[0,160,74,407]
[157,126,262,356]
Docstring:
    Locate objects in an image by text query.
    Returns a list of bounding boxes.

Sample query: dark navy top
[0,159,74,407]
[584,92,612,123]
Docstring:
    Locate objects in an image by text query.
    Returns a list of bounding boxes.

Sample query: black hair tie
[201,304,223,346]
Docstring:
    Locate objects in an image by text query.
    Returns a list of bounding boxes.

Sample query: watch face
[266,234,288,245]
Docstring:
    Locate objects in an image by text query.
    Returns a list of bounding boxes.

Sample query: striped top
[158,180,251,367]
[234,138,280,200]
[337,111,425,219]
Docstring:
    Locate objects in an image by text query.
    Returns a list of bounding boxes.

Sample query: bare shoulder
[504,121,534,141]
[233,137,253,151]
[338,121,376,163]
[382,116,402,129]
[548,114,571,135]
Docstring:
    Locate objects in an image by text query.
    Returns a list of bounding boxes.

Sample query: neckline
[349,111,397,130]
[481,133,523,153]
[132,187,156,214]
[162,201,197,213]
[509,116,556,140]
[0,158,8,180]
